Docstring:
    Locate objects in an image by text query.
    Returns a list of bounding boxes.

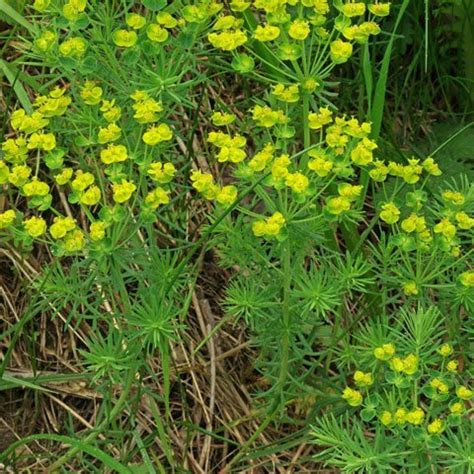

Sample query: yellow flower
[379,411,392,426]
[216,185,238,206]
[286,172,309,194]
[252,212,285,238]
[71,170,95,192]
[402,354,418,375]
[379,202,400,224]
[271,154,291,181]
[126,13,146,29]
[288,19,310,41]
[59,37,87,57]
[145,187,170,209]
[211,111,236,126]
[11,109,49,133]
[341,387,363,407]
[455,212,474,230]
[427,419,445,435]
[208,29,247,50]
[63,229,85,252]
[449,402,465,414]
[0,210,16,229]
[217,146,246,163]
[353,371,373,387]
[132,93,163,123]
[35,90,71,118]
[50,216,76,239]
[23,178,50,197]
[248,144,274,173]
[401,213,426,233]
[368,3,391,16]
[447,360,458,373]
[213,15,241,31]
[308,150,333,177]
[406,407,424,425]
[370,160,389,182]
[437,343,453,357]
[390,357,404,372]
[430,377,449,394]
[147,162,176,183]
[2,136,28,163]
[359,21,381,37]
[55,168,74,185]
[342,2,366,17]
[98,123,121,144]
[442,190,464,206]
[422,157,442,176]
[326,196,351,215]
[403,281,419,296]
[80,81,103,105]
[272,84,299,103]
[0,162,9,184]
[350,138,377,166]
[27,132,56,151]
[330,40,353,64]
[32,0,50,11]
[308,107,333,129]
[147,24,169,42]
[63,0,87,21]
[112,180,136,204]
[101,99,122,122]
[254,24,280,42]
[24,216,47,237]
[338,183,362,201]
[9,165,32,187]
[156,12,178,28]
[301,77,319,92]
[252,105,287,128]
[230,0,250,12]
[456,385,473,400]
[100,144,128,165]
[374,343,395,360]
[90,221,107,241]
[394,408,407,425]
[113,29,138,48]
[35,30,57,52]
[190,171,219,200]
[80,186,101,206]
[209,131,244,147]
[434,218,456,240]
[142,124,173,145]
[459,271,474,287]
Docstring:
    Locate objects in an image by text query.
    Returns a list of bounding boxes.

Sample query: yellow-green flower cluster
[111,9,181,48]
[342,386,363,407]
[1,81,178,254]
[252,212,286,239]
[190,171,238,206]
[201,0,388,75]
[208,131,247,163]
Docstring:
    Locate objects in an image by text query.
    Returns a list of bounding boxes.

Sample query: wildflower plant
[312,307,473,472]
[0,0,473,472]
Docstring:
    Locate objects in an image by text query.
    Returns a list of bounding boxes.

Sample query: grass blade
[0,59,33,113]
[0,0,36,33]
[0,434,132,473]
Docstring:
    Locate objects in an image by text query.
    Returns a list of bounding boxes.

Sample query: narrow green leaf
[371,0,411,138]
[0,374,54,393]
[0,434,132,473]
[0,59,33,113]
[0,0,36,33]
